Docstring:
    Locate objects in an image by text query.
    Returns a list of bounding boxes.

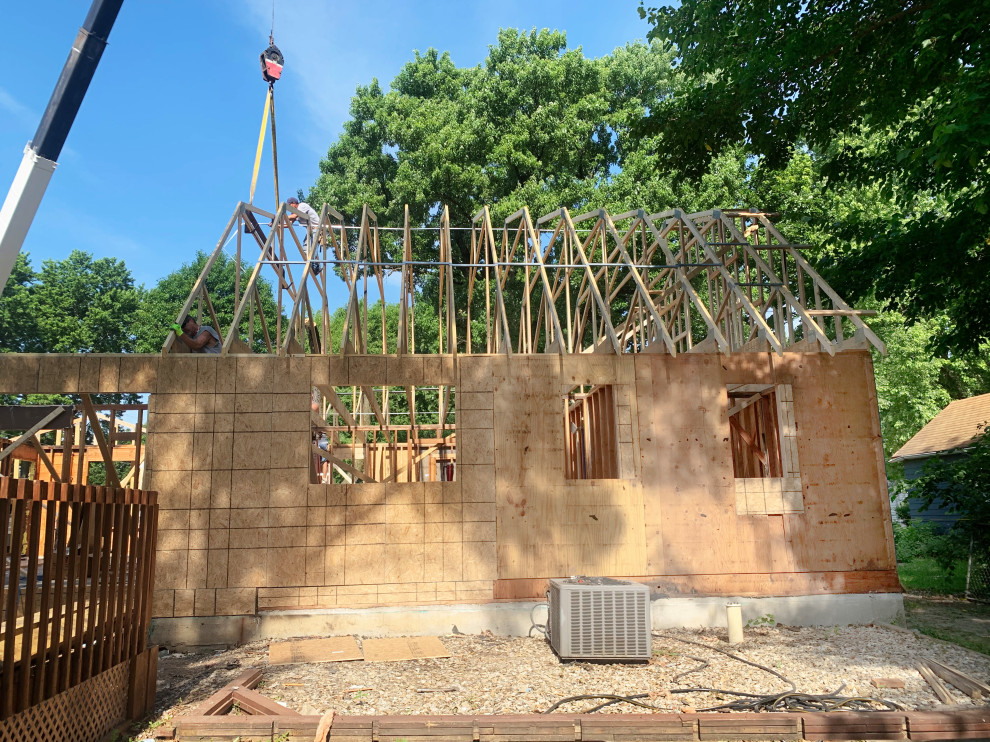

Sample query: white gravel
[150,623,990,727]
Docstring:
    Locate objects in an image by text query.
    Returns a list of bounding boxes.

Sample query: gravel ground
[145,622,990,733]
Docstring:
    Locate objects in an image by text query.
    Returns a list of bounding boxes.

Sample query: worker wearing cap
[287,197,322,275]
[171,316,222,354]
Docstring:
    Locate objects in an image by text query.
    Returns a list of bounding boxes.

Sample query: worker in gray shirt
[287,196,322,274]
[172,316,222,354]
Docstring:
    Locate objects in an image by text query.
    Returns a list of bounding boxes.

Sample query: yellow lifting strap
[249,86,273,204]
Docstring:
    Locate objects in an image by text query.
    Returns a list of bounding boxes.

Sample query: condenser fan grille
[548,578,651,661]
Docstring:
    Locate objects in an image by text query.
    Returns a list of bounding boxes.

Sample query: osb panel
[637,354,742,576]
[0,354,42,393]
[772,351,894,572]
[493,355,646,579]
[4,350,894,615]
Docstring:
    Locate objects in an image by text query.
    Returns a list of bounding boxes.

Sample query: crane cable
[250,0,282,205]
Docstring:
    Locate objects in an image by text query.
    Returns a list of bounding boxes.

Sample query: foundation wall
[0,350,899,623]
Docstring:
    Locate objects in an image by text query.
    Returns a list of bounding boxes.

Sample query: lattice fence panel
[0,662,128,742]
[966,538,989,603]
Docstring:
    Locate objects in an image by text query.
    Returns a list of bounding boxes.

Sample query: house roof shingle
[890,392,990,461]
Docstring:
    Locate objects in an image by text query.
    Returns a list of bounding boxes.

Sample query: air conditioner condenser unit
[547,577,652,662]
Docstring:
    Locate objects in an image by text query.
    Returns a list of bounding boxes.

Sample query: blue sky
[0,1,652,292]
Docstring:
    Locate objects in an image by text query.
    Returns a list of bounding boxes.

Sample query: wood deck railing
[0,476,158,720]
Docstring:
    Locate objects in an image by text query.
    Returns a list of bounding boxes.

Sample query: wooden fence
[0,476,158,724]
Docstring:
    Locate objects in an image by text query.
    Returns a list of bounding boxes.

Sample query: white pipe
[726,602,743,644]
[0,145,57,291]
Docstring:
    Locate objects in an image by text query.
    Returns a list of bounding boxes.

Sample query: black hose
[663,635,796,692]
[542,633,899,714]
[671,654,709,683]
[542,693,660,714]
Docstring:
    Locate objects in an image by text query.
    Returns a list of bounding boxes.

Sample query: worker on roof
[286,197,322,275]
[171,316,222,354]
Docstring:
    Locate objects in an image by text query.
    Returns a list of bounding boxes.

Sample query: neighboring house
[890,392,990,529]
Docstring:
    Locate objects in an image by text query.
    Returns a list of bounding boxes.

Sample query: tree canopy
[913,427,990,558]
[0,250,140,354]
[308,29,685,260]
[639,0,990,354]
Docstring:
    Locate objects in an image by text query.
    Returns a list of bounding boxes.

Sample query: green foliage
[86,461,132,487]
[133,251,280,354]
[745,613,776,628]
[897,558,969,596]
[0,253,38,353]
[0,250,141,353]
[309,30,681,256]
[640,0,990,354]
[912,428,990,557]
[892,521,967,568]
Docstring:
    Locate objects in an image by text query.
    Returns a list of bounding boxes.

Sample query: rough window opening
[564,384,619,479]
[728,383,802,516]
[0,397,148,487]
[311,384,455,484]
[727,384,782,478]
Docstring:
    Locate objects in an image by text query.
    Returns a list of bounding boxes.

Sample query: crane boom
[0,0,124,291]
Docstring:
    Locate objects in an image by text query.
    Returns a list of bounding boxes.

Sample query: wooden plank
[269,636,363,665]
[232,687,303,716]
[0,405,74,433]
[71,495,94,687]
[27,436,61,483]
[0,408,69,464]
[922,658,990,699]
[0,496,27,718]
[362,637,450,662]
[108,500,129,668]
[80,395,121,488]
[186,668,264,717]
[314,446,376,484]
[31,496,58,704]
[59,500,81,693]
[916,661,955,705]
[119,501,141,667]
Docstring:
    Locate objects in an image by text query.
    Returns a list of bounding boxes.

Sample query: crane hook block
[261,43,284,83]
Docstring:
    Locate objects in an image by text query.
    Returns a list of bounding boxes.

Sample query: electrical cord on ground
[671,653,709,683]
[542,693,660,714]
[663,635,796,692]
[529,598,549,638]
[694,689,905,713]
[541,633,902,714]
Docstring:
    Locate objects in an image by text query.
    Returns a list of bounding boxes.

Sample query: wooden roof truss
[163,202,884,358]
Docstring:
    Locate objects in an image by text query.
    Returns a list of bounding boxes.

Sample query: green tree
[913,427,990,561]
[133,251,281,354]
[309,30,680,257]
[867,305,990,468]
[640,0,990,354]
[0,253,41,353]
[1,250,141,354]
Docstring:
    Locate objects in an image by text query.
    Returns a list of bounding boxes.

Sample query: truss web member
[171,316,222,354]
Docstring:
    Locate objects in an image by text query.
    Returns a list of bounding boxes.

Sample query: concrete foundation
[150,593,905,651]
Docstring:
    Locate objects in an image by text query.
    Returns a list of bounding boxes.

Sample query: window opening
[727,384,781,478]
[564,384,619,479]
[311,384,455,484]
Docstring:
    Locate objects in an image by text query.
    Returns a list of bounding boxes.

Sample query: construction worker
[287,197,322,274]
[171,316,222,354]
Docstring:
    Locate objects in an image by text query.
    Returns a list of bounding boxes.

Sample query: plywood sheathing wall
[0,351,898,621]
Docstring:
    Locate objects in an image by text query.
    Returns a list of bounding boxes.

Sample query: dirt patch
[904,595,990,655]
